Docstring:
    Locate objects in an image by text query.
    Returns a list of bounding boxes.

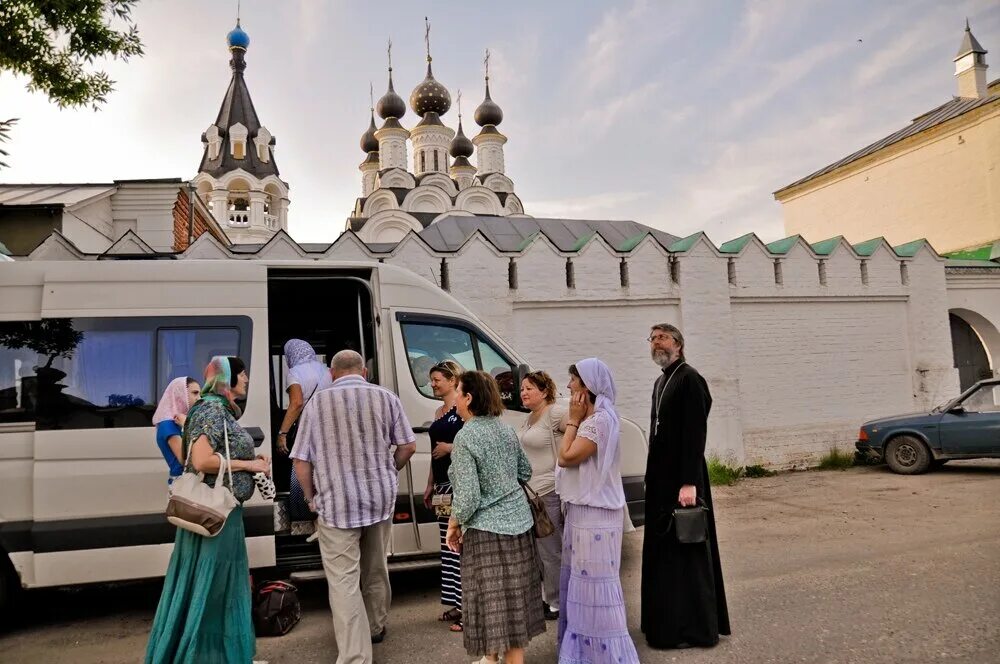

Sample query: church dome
[410,62,452,117]
[227,21,250,50]
[474,80,503,127]
[377,71,406,120]
[360,112,379,153]
[450,119,474,158]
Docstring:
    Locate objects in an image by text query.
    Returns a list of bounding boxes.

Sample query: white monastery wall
[392,231,959,468]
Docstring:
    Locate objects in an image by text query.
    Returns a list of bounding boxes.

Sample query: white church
[4,19,999,468]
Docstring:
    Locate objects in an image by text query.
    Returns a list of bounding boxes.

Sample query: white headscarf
[575,357,621,482]
[284,339,332,400]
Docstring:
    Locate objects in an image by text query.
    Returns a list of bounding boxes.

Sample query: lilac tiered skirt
[557,503,639,664]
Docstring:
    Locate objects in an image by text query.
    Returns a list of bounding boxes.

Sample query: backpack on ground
[252,580,301,636]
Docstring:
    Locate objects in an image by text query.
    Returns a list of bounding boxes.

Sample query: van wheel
[885,436,932,475]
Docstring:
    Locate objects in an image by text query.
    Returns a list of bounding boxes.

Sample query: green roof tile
[719,233,755,254]
[618,232,649,252]
[810,236,845,256]
[852,237,886,256]
[765,235,802,254]
[572,231,597,252]
[892,239,929,258]
[944,242,995,261]
[668,232,703,253]
[516,231,541,252]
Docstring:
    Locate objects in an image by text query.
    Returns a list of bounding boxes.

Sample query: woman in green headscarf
[145,356,271,664]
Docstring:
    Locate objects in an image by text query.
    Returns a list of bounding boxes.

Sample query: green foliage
[707,457,744,486]
[817,447,856,470]
[743,464,776,478]
[0,118,15,168]
[0,0,144,109]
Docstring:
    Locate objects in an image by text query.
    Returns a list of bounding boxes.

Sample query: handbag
[166,421,239,537]
[520,480,556,538]
[253,580,302,637]
[665,499,710,544]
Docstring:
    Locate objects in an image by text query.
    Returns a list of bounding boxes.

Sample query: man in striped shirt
[292,350,416,664]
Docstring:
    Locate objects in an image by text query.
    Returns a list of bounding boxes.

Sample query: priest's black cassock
[641,358,730,648]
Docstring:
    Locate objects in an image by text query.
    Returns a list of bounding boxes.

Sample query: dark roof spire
[376,39,406,120]
[956,18,987,58]
[360,82,379,153]
[199,18,280,178]
[474,49,503,127]
[450,90,474,158]
[410,17,451,116]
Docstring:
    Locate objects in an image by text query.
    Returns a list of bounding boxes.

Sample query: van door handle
[244,427,265,448]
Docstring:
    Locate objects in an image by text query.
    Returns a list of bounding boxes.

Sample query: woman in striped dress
[422,360,466,631]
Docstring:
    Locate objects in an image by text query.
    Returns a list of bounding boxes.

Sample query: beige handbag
[166,422,238,537]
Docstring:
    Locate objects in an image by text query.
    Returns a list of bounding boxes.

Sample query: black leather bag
[253,580,301,636]
[668,500,710,544]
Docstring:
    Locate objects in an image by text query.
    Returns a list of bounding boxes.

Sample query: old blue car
[857,378,1000,474]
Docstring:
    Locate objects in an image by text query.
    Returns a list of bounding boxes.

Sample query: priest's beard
[651,348,678,368]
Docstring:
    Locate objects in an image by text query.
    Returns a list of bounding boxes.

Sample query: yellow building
[774,22,999,257]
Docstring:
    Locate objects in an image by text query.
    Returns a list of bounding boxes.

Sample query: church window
[818,260,827,286]
[620,258,630,288]
[669,257,680,284]
[508,258,518,290]
[860,260,869,285]
[773,260,783,286]
[565,258,575,289]
[727,259,736,286]
[420,152,426,173]
[433,151,439,171]
[900,262,909,286]
[234,142,245,159]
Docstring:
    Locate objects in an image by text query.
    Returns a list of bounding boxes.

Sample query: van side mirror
[948,405,966,415]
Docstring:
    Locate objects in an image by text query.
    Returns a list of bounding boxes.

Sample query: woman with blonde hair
[422,359,466,631]
[517,370,567,620]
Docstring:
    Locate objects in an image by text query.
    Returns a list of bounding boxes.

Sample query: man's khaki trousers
[316,518,392,664]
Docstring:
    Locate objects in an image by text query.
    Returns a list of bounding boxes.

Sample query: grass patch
[707,457,744,486]
[743,464,776,478]
[816,447,856,470]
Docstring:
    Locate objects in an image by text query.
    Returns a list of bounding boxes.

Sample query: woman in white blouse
[517,370,567,621]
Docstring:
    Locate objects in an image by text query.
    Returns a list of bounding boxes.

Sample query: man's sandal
[449,621,464,633]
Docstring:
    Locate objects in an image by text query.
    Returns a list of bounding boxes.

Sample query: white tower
[473,51,508,176]
[193,20,290,243]
[954,19,988,99]
[374,43,410,172]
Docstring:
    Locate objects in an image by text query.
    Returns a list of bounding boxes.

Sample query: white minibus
[0,258,646,609]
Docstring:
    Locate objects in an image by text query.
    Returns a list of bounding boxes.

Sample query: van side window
[157,328,241,398]
[0,317,249,430]
[399,320,518,408]
[0,321,46,424]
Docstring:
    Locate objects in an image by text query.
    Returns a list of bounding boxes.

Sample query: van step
[288,557,439,583]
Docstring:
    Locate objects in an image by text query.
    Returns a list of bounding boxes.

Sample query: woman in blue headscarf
[145,356,270,664]
[554,358,639,664]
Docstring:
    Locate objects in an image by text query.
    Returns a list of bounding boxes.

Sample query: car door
[938,381,1000,455]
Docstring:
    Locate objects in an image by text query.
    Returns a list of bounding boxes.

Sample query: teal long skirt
[145,506,255,664]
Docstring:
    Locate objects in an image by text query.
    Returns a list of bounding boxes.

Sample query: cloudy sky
[1,0,997,244]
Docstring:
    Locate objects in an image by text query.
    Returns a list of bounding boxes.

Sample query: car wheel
[885,435,932,475]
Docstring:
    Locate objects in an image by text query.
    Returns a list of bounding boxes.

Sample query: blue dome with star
[227,22,250,50]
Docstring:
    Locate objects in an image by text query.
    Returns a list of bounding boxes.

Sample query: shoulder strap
[547,405,559,466]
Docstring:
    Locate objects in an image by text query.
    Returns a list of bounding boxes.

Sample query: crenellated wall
[170,227,964,468]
